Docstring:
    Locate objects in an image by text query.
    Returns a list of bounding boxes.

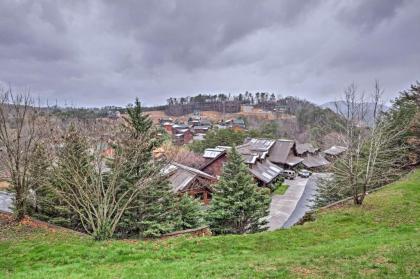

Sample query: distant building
[269,140,303,168]
[193,133,206,141]
[295,143,319,156]
[241,105,253,113]
[200,119,212,127]
[193,125,210,134]
[237,138,283,185]
[270,140,331,170]
[295,142,329,170]
[159,117,173,126]
[163,123,174,134]
[171,124,193,145]
[223,118,246,131]
[190,119,201,127]
[323,146,347,161]
[200,138,334,184]
[201,140,283,186]
[301,154,330,170]
[173,130,193,145]
[107,110,121,119]
[200,148,229,177]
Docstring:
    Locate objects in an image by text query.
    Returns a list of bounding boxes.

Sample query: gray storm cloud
[0,0,418,107]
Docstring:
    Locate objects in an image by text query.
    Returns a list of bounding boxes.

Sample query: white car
[298,169,312,178]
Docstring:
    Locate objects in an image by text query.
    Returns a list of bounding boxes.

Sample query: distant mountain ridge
[321,101,389,125]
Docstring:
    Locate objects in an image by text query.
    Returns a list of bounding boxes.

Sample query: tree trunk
[14,187,26,221]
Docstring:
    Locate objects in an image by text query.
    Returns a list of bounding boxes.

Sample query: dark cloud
[103,0,319,70]
[337,0,405,31]
[0,0,418,107]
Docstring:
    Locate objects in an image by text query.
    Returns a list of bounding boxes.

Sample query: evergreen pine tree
[125,98,154,136]
[312,176,349,208]
[176,194,205,230]
[133,179,179,238]
[117,98,180,238]
[56,124,93,184]
[207,146,271,234]
[27,143,54,220]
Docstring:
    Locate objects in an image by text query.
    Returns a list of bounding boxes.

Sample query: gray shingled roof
[249,160,283,184]
[163,163,216,193]
[203,148,225,159]
[237,138,276,162]
[269,140,295,164]
[193,125,210,130]
[296,143,318,155]
[243,138,276,152]
[285,154,304,167]
[302,154,330,168]
[323,146,347,156]
[241,154,258,164]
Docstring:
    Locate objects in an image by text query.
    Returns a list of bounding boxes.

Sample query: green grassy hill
[1,170,419,278]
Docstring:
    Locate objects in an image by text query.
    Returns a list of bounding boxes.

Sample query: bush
[268,178,285,192]
[271,181,288,195]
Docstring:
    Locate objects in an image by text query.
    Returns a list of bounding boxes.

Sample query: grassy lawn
[1,170,419,278]
[273,183,289,195]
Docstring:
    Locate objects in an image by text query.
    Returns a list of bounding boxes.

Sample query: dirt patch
[0,211,14,225]
[291,266,319,278]
[0,211,85,240]
[0,181,10,190]
[0,212,57,233]
[144,110,168,124]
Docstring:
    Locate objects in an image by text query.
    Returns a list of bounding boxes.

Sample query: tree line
[167,92,279,106]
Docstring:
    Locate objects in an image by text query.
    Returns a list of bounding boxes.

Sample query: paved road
[267,173,331,230]
[0,191,13,213]
[282,173,330,228]
[267,176,309,230]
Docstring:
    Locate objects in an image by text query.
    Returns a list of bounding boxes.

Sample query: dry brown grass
[144,110,168,124]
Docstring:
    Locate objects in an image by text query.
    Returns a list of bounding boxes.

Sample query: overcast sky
[0,0,419,107]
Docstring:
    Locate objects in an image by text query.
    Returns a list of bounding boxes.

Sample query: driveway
[267,176,309,230]
[0,191,13,213]
[282,173,331,228]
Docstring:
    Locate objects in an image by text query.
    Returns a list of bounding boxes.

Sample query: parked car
[298,169,312,178]
[283,170,296,180]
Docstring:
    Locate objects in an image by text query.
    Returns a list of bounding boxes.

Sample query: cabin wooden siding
[201,154,227,177]
[180,176,216,205]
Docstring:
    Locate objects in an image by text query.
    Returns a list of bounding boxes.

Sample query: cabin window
[194,192,204,200]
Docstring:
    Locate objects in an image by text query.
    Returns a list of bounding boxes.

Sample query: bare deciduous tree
[331,81,408,205]
[0,88,47,220]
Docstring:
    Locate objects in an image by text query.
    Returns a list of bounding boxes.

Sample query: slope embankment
[1,170,419,278]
